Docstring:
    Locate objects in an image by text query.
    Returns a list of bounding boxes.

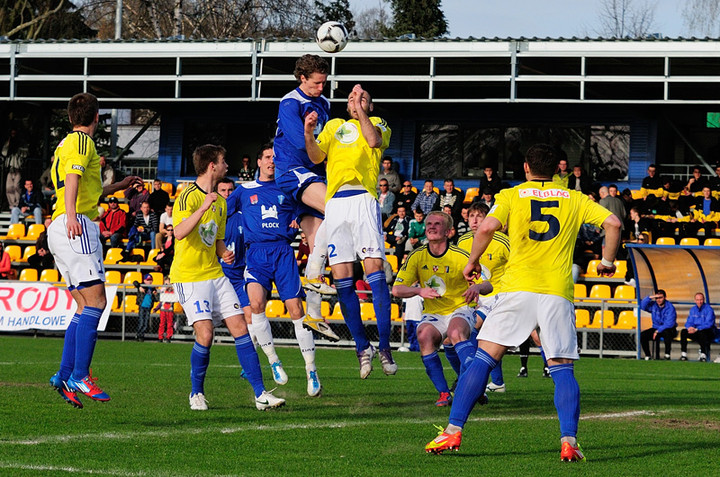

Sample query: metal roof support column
[429,56,435,100]
[509,42,518,102]
[580,56,585,100]
[8,47,15,100]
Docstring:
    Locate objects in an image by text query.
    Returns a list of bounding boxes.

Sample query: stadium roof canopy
[2,37,720,106]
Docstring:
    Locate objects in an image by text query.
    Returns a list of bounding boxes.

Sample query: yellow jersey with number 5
[489,181,611,301]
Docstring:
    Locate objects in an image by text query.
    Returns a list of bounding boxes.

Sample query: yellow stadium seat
[111,189,125,199]
[329,303,344,320]
[575,309,590,328]
[614,284,636,301]
[616,310,637,329]
[144,248,161,265]
[19,268,38,281]
[585,260,600,278]
[594,310,615,328]
[266,300,286,318]
[360,302,376,321]
[574,284,587,298]
[613,260,627,278]
[433,187,440,194]
[99,202,109,212]
[161,182,174,195]
[384,241,391,249]
[391,303,401,321]
[5,223,25,240]
[105,270,122,284]
[656,237,675,245]
[174,302,184,314]
[122,295,139,313]
[386,254,399,273]
[704,238,720,247]
[587,284,611,303]
[321,301,331,318]
[149,272,164,285]
[174,182,189,199]
[40,269,59,282]
[25,224,45,241]
[20,245,36,262]
[118,203,130,213]
[123,271,143,285]
[463,187,479,203]
[111,295,122,312]
[680,237,699,246]
[5,245,21,262]
[119,248,145,264]
[104,248,124,265]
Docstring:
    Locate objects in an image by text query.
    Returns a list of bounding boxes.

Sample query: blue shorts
[276,167,325,220]
[244,242,305,301]
[222,265,250,308]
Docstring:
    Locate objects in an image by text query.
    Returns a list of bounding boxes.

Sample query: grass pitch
[0,335,718,476]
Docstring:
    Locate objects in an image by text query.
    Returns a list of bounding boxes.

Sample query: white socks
[248,312,279,364]
[292,318,316,373]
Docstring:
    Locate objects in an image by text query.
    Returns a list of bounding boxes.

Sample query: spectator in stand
[624,207,654,242]
[153,225,174,275]
[455,206,469,238]
[394,181,417,212]
[434,179,463,222]
[479,165,502,197]
[710,164,720,195]
[685,186,720,238]
[378,179,395,221]
[408,207,427,251]
[100,156,116,187]
[28,226,55,271]
[3,128,27,209]
[126,201,159,252]
[156,203,173,250]
[474,187,495,209]
[11,179,44,225]
[296,232,310,275]
[378,156,401,193]
[608,184,620,198]
[598,185,626,230]
[641,164,664,199]
[99,197,127,248]
[685,165,709,195]
[567,165,592,194]
[640,290,677,360]
[680,292,716,362]
[385,204,410,263]
[552,158,570,188]
[135,274,158,341]
[148,178,170,217]
[153,276,178,343]
[402,290,423,352]
[238,155,255,182]
[412,180,438,215]
[0,242,16,279]
[124,180,149,217]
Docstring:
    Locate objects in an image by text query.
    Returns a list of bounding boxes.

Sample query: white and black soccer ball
[316,21,349,53]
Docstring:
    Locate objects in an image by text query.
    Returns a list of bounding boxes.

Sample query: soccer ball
[316,21,349,53]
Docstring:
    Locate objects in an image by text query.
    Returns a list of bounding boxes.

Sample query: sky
[350,0,693,39]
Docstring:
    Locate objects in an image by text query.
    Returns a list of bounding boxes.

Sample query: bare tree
[595,0,657,38]
[683,0,720,36]
[353,1,392,39]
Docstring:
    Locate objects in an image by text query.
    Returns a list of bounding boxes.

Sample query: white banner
[0,283,117,332]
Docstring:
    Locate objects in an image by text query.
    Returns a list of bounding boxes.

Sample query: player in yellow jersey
[393,211,492,406]
[170,144,283,411]
[304,84,397,378]
[426,144,621,461]
[48,92,142,408]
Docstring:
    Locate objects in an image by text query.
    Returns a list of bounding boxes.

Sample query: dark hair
[444,178,454,184]
[525,144,557,178]
[256,142,274,161]
[67,93,99,127]
[382,156,393,163]
[414,207,425,215]
[468,202,490,216]
[656,289,666,297]
[217,176,234,187]
[608,184,618,190]
[192,144,226,176]
[294,54,329,81]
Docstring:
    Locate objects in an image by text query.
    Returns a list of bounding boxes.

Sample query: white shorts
[417,306,475,338]
[325,191,385,266]
[174,276,242,327]
[477,291,579,360]
[474,294,499,325]
[47,214,105,289]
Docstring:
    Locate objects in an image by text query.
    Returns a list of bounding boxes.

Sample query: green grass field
[1,335,718,476]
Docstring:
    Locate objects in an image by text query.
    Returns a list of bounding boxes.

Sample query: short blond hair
[427,210,453,231]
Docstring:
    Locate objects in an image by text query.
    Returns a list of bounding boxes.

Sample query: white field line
[5,408,716,447]
[0,462,236,477]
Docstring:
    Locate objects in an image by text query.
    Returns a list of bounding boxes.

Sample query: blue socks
[234,334,265,398]
[455,339,476,374]
[549,363,580,438]
[71,306,102,381]
[367,271,391,350]
[59,313,80,381]
[190,342,210,395]
[449,348,497,428]
[336,277,369,352]
[490,359,504,385]
[422,351,450,393]
[444,344,461,375]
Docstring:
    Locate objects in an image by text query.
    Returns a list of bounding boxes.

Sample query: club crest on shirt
[278,194,285,205]
[198,219,218,247]
[425,275,446,296]
[250,195,258,205]
[335,122,360,144]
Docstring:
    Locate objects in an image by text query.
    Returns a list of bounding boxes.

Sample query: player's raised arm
[351,84,382,148]
[174,192,218,241]
[597,213,622,277]
[463,215,501,281]
[102,174,143,198]
[303,111,326,164]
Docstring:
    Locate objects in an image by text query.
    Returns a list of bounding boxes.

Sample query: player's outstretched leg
[249,312,288,385]
[367,270,396,375]
[50,312,82,407]
[68,306,110,402]
[548,362,584,462]
[233,334,285,410]
[291,316,322,397]
[335,276,374,377]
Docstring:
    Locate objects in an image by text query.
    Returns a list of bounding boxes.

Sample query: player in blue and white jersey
[217,177,250,318]
[226,143,322,397]
[273,54,338,342]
